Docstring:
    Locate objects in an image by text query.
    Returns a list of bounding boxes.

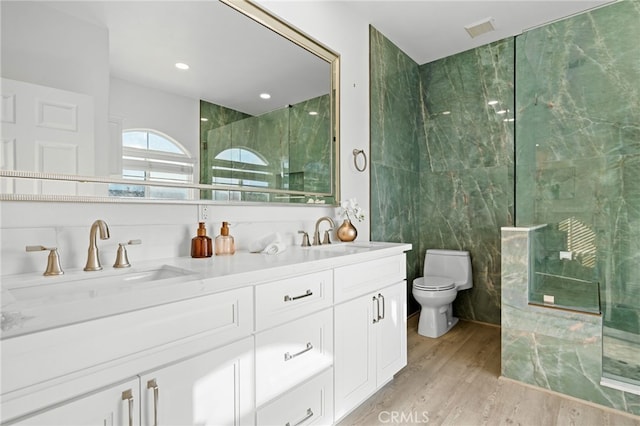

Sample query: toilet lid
[414,276,455,291]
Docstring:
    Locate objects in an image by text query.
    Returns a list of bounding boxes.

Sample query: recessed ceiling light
[260,93,271,100]
[175,62,190,70]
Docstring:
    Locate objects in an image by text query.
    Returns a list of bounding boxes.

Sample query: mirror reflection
[0,0,338,203]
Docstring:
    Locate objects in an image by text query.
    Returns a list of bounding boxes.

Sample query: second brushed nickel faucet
[313,216,335,246]
[84,219,110,271]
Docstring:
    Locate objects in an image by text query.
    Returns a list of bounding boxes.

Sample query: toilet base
[417,303,459,338]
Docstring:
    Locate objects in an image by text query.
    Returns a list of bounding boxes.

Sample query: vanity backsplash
[0,201,338,276]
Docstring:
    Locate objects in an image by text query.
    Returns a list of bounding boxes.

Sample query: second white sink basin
[307,241,387,254]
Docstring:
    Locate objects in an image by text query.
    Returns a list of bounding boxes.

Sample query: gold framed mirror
[0,0,340,204]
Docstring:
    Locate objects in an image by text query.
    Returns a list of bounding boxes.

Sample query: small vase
[337,219,358,242]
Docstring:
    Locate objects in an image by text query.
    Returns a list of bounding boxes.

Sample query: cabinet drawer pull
[147,379,159,426]
[372,295,379,324]
[284,289,313,302]
[286,408,314,426]
[378,293,385,321]
[284,342,313,361]
[121,389,134,426]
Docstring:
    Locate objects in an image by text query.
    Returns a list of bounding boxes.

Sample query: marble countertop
[1,241,411,339]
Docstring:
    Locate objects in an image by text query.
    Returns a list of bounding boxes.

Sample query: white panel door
[376,281,407,385]
[334,293,376,421]
[0,78,94,194]
[140,337,254,426]
[8,378,139,426]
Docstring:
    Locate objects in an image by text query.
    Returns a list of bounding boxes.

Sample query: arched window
[109,129,195,199]
[210,147,270,201]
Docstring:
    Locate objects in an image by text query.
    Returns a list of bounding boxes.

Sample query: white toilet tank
[424,249,473,290]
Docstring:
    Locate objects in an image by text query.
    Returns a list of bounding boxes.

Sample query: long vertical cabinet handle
[121,389,134,426]
[147,379,159,426]
[372,295,379,324]
[378,293,385,321]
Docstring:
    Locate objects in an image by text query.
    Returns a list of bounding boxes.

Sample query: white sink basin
[306,241,387,254]
[6,265,199,303]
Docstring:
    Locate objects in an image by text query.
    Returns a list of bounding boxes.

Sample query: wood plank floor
[338,315,640,426]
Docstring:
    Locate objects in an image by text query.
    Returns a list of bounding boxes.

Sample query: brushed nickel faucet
[313,216,335,246]
[84,219,110,271]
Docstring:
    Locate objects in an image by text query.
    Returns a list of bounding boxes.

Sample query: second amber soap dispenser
[215,221,235,255]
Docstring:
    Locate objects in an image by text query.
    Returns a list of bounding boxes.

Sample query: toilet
[412,249,473,338]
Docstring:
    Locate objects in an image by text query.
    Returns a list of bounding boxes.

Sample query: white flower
[338,198,365,222]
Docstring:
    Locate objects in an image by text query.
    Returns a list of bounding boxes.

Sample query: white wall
[0,1,372,276]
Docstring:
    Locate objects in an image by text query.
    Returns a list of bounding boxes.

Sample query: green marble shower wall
[515,0,640,383]
[370,28,514,321]
[502,227,640,415]
[418,39,515,325]
[369,27,423,313]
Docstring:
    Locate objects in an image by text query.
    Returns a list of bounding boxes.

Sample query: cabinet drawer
[257,368,333,426]
[255,270,333,331]
[334,254,406,303]
[255,308,333,406]
[1,286,253,395]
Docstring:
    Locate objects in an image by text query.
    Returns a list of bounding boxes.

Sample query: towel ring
[353,149,367,172]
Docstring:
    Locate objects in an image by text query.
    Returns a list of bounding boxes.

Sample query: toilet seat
[413,275,455,291]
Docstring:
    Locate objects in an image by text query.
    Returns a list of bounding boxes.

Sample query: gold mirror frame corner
[1,0,341,206]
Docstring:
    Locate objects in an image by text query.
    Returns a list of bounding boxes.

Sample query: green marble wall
[418,39,515,325]
[371,0,638,413]
[369,27,423,313]
[501,227,640,416]
[515,0,640,384]
[370,29,514,322]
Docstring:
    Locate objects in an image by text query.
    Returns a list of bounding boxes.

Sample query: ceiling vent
[464,18,495,38]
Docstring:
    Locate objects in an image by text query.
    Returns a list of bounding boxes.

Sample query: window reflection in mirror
[108,130,195,199]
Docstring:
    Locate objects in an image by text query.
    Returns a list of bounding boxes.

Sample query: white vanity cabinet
[1,287,254,425]
[333,255,408,421]
[1,243,411,426]
[9,338,254,426]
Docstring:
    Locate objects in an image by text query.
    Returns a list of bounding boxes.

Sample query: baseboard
[499,376,640,420]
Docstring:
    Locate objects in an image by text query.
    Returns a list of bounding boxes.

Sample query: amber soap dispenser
[191,222,213,258]
[215,221,235,255]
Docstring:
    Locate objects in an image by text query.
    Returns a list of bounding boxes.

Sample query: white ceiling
[343,0,615,64]
[37,1,615,116]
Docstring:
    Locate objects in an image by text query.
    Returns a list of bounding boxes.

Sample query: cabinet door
[8,378,139,426]
[333,293,376,421]
[376,281,407,385]
[140,336,254,426]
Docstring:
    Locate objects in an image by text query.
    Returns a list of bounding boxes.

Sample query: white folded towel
[262,242,287,255]
[249,232,283,253]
